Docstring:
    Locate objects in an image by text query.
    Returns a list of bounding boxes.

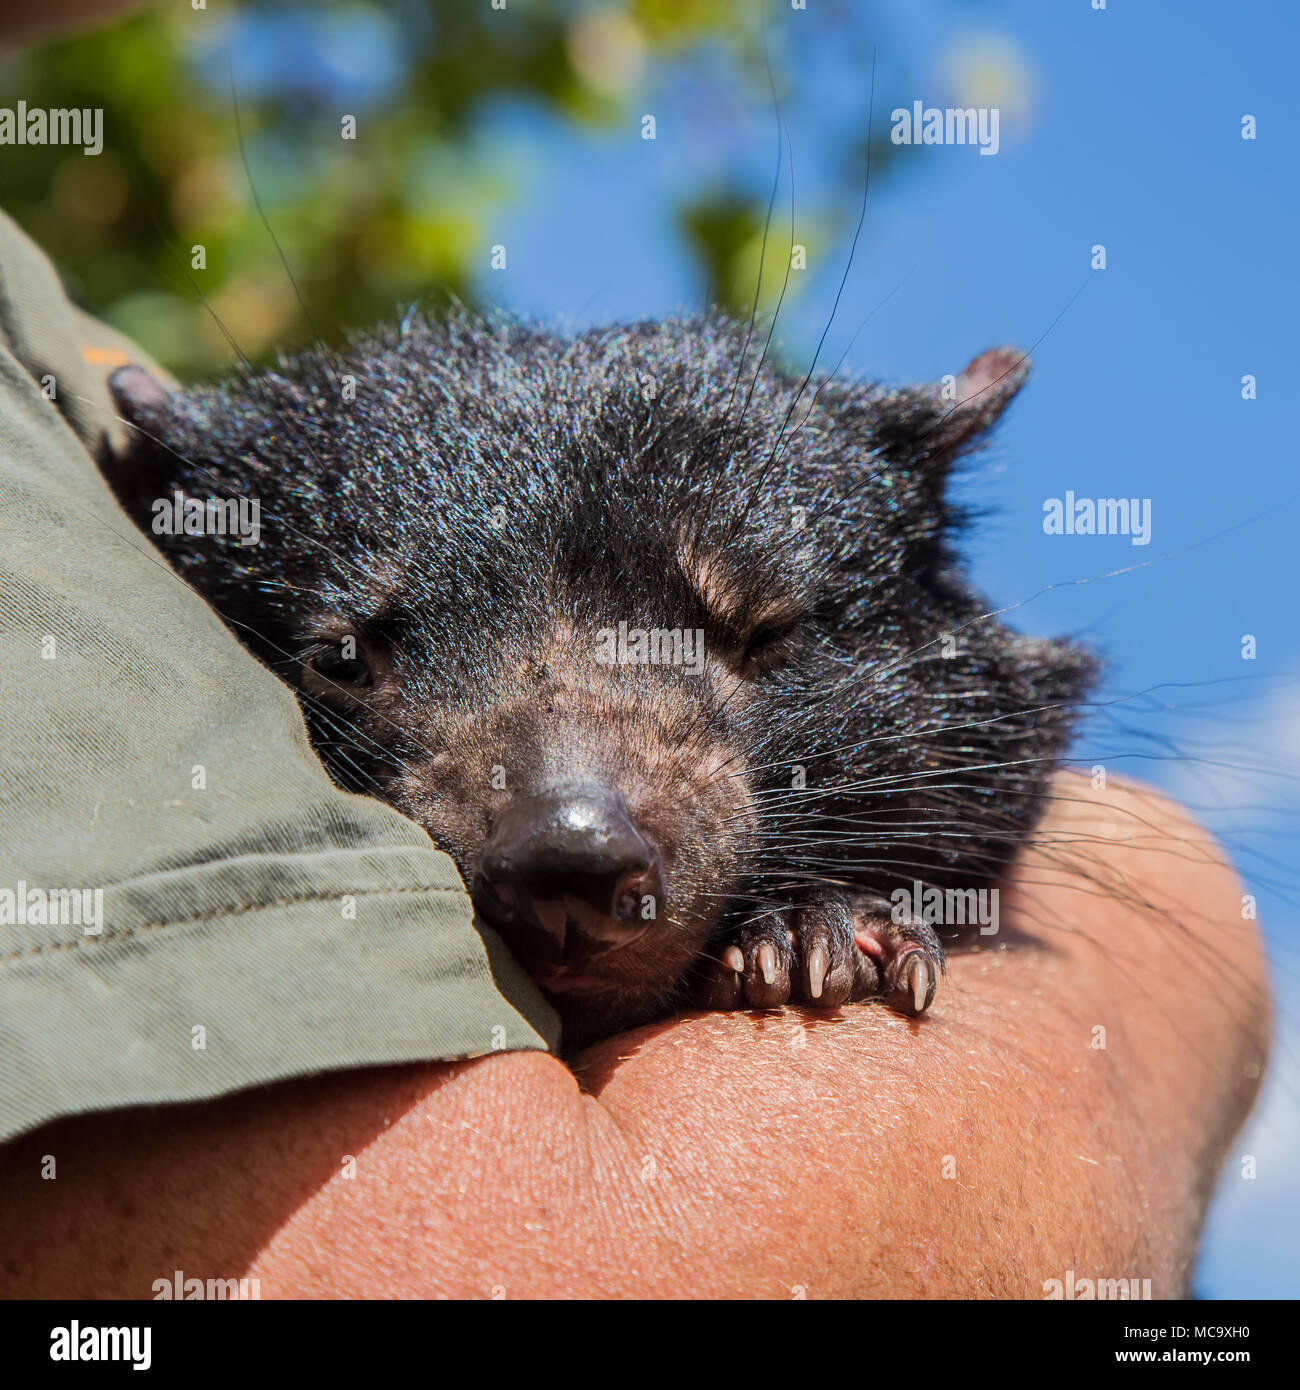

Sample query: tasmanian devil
[101,312,1097,1043]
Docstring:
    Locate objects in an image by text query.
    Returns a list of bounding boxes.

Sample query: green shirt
[0,208,558,1144]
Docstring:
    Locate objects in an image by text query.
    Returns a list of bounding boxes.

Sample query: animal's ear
[103,365,180,522]
[848,347,1030,504]
[928,346,1030,457]
[109,363,172,433]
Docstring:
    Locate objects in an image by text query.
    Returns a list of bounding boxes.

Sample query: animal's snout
[475,788,664,957]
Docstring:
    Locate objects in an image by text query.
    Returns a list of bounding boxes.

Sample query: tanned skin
[0,777,1268,1299]
[0,0,1269,1307]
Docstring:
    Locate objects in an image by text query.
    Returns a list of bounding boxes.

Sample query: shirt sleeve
[0,209,559,1145]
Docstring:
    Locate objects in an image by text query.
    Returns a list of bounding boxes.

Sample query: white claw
[909,957,932,1013]
[807,944,829,1000]
[723,945,745,974]
[757,943,778,986]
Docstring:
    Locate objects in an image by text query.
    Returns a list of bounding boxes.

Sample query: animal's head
[105,313,1095,1037]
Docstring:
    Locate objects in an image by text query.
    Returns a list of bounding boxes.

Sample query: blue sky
[478,0,1298,1298]
[216,0,1298,1296]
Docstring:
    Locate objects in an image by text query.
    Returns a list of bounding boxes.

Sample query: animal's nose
[477,789,662,944]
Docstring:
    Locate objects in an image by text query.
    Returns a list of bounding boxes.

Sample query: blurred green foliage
[0,0,911,374]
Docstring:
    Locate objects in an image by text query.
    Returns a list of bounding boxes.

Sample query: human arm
[0,776,1268,1299]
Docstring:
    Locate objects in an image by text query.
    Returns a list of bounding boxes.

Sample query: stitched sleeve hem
[0,844,561,1144]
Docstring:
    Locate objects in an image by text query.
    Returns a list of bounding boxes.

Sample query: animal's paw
[849,895,947,1016]
[692,892,946,1016]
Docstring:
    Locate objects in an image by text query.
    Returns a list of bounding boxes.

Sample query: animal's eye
[310,644,373,687]
[742,622,796,666]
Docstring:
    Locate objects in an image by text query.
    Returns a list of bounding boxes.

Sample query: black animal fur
[103,311,1097,1041]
